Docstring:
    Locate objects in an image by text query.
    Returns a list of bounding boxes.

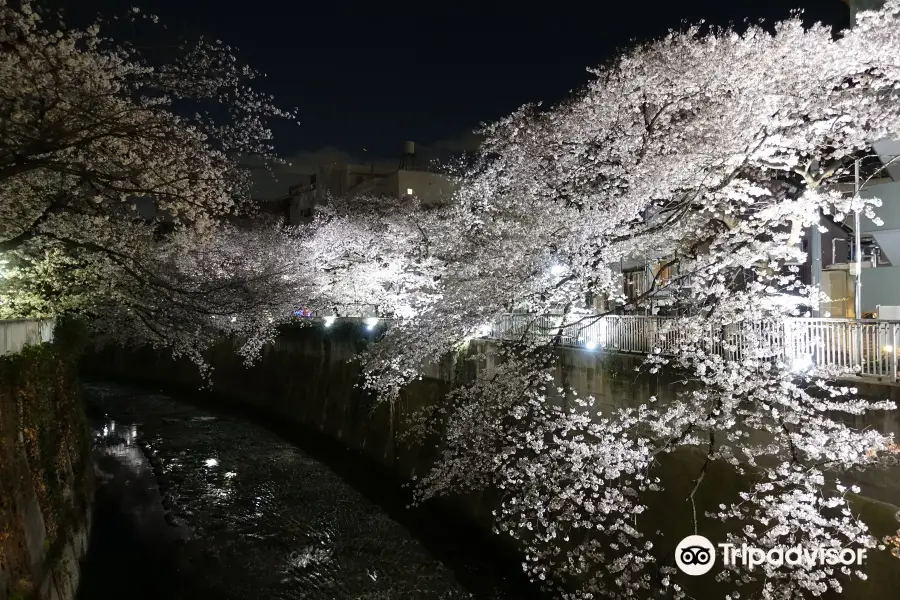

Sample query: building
[829,0,900,318]
[601,1,900,319]
[849,144,900,316]
[590,212,851,317]
[282,142,459,225]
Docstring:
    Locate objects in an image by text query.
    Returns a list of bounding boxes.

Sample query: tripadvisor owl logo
[674,535,868,576]
[675,535,716,576]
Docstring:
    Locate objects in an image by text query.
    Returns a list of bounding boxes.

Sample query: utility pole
[854,158,864,368]
[810,214,822,317]
[854,159,863,320]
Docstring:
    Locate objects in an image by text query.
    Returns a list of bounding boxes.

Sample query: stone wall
[0,327,92,600]
[83,323,900,599]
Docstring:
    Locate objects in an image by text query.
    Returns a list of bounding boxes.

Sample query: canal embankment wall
[0,321,92,600]
[82,323,900,599]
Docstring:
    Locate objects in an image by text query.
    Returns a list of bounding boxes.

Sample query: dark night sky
[49,0,850,166]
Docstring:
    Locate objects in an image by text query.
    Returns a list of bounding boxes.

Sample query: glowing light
[585,339,599,351]
[205,458,219,467]
[791,354,813,373]
[324,315,336,327]
[406,188,413,195]
[224,471,237,479]
[550,264,566,277]
[365,317,379,330]
[884,345,895,353]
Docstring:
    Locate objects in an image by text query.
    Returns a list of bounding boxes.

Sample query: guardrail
[303,312,900,383]
[0,319,55,357]
[785,318,899,380]
[486,314,900,383]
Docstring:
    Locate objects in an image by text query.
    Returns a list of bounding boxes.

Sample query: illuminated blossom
[344,4,900,598]
[0,0,299,368]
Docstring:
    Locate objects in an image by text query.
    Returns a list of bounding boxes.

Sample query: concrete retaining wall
[0,332,92,600]
[0,320,55,358]
[83,323,900,599]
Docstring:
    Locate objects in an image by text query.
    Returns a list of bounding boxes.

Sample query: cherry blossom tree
[300,193,447,319]
[346,4,900,599]
[0,0,300,363]
[9,218,311,369]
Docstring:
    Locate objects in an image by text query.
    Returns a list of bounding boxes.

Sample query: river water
[77,382,512,600]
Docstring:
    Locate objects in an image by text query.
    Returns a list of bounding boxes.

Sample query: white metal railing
[784,318,899,380]
[486,314,900,383]
[0,319,55,357]
[303,312,900,383]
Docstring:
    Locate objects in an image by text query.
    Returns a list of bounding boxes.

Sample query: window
[655,263,673,284]
[588,292,609,312]
[654,261,683,285]
[623,269,647,301]
[406,188,414,195]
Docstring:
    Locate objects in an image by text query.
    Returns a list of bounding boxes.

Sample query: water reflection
[95,417,144,470]
[84,383,477,599]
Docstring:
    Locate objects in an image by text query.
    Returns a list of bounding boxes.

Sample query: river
[76,382,524,600]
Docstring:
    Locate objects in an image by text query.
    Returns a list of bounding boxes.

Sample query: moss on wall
[0,331,92,600]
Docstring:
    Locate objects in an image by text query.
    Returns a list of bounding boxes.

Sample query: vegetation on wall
[0,333,90,598]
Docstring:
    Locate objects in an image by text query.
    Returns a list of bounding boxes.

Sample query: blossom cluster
[5,1,900,597]
[0,0,300,368]
[317,4,900,598]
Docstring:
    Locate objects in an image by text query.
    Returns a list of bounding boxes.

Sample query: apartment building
[830,0,900,318]
[283,142,459,225]
[595,0,900,319]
